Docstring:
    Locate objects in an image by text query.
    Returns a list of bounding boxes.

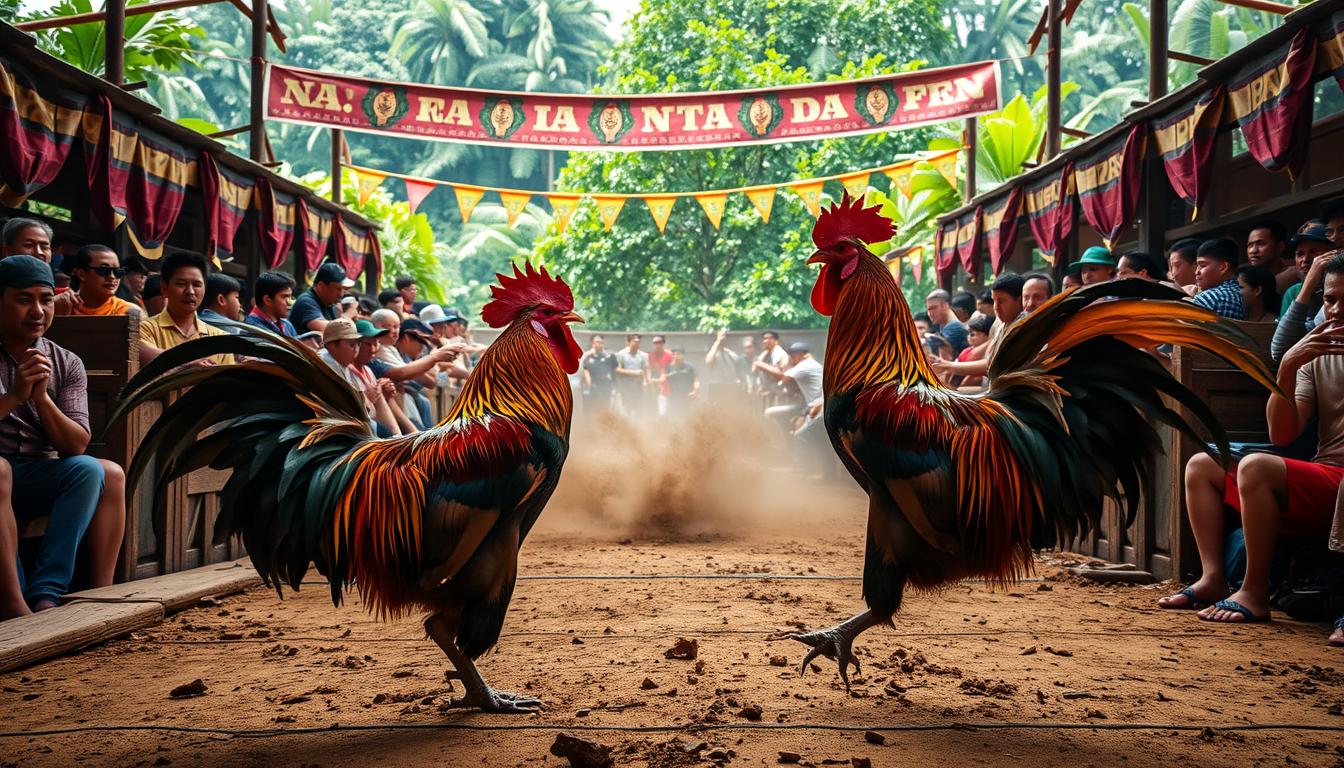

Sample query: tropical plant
[1122,0,1284,93]
[22,0,204,82]
[443,202,554,313]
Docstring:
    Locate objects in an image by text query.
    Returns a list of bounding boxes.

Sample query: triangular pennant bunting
[404,178,436,213]
[743,186,776,223]
[546,194,581,233]
[355,169,387,205]
[499,190,531,227]
[929,150,959,189]
[884,162,914,198]
[694,192,729,230]
[886,256,901,280]
[593,195,625,231]
[643,195,677,234]
[790,180,825,217]
[839,171,871,199]
[910,244,924,284]
[452,184,486,223]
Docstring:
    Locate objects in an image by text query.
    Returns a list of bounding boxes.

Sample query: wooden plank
[64,558,261,614]
[0,601,163,673]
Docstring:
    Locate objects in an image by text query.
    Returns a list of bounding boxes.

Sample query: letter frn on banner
[902,85,926,111]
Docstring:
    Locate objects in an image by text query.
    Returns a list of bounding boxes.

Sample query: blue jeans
[10,455,104,604]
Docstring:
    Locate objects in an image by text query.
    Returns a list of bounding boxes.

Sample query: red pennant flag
[404,178,436,213]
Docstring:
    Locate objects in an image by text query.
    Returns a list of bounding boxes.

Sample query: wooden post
[248,0,268,163]
[330,128,343,205]
[1150,0,1168,101]
[1046,0,1062,159]
[104,0,126,86]
[964,117,977,202]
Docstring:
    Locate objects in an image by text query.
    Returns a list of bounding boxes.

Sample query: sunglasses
[84,266,126,278]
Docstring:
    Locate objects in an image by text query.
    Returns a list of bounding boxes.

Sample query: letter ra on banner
[790,180,825,217]
[546,194,581,233]
[452,184,486,223]
[743,186,776,223]
[499,190,531,227]
[593,195,626,231]
[643,196,677,234]
[695,192,729,229]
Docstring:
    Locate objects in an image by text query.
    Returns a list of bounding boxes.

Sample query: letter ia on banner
[643,196,677,234]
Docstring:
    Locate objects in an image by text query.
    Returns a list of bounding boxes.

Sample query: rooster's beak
[560,311,585,325]
[807,250,826,265]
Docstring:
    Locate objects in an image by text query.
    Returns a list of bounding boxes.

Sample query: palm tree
[389,0,494,85]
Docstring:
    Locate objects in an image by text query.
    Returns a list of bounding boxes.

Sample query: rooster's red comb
[480,261,574,329]
[812,192,896,250]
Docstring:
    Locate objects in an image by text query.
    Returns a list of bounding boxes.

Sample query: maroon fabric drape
[982,187,1022,276]
[1322,10,1344,94]
[1073,124,1147,248]
[954,207,981,278]
[298,198,334,274]
[1024,163,1074,265]
[0,56,88,208]
[335,217,375,281]
[935,218,959,279]
[200,153,256,263]
[257,180,300,269]
[1228,27,1317,179]
[1151,87,1225,213]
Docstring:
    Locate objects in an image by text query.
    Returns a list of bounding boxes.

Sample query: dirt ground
[2,467,1344,768]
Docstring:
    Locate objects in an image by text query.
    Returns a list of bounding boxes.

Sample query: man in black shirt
[289,263,354,334]
[580,334,616,415]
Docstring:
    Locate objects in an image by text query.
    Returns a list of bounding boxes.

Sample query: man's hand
[807,401,823,419]
[1281,320,1344,379]
[379,379,397,399]
[364,379,384,404]
[716,328,729,342]
[15,349,52,402]
[1299,252,1337,300]
[433,342,466,363]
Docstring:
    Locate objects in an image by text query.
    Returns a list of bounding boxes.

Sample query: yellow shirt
[140,309,235,365]
[53,292,140,317]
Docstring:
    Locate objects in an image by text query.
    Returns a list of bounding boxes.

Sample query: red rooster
[794,195,1277,688]
[114,263,582,713]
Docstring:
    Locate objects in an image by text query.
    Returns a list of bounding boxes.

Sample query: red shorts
[1223,458,1344,535]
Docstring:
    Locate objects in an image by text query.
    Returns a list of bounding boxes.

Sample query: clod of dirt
[959,677,1018,699]
[863,731,886,745]
[778,752,802,764]
[665,638,699,660]
[1020,645,1037,656]
[853,758,873,768]
[641,678,659,690]
[1085,709,1107,719]
[1043,646,1073,657]
[550,734,614,768]
[573,637,585,645]
[694,660,706,674]
[168,679,207,699]
[769,656,788,667]
[738,704,763,721]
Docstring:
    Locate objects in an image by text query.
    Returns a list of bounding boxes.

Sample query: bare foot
[1198,589,1270,623]
[1330,620,1344,647]
[1157,579,1226,610]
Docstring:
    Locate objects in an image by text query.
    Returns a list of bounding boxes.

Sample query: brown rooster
[793,194,1277,688]
[114,263,583,713]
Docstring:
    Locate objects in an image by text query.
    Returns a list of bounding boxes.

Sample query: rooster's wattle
[793,194,1277,688]
[115,263,583,713]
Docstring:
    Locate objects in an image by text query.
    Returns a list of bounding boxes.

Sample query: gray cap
[787,342,809,355]
[0,256,55,290]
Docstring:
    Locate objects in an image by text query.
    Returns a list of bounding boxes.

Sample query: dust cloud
[547,402,855,540]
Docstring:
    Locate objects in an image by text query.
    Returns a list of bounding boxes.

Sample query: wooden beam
[119,80,148,92]
[1169,49,1215,66]
[1027,0,1084,54]
[207,124,251,139]
[331,127,344,205]
[1216,0,1293,14]
[104,0,125,86]
[1046,0,1062,159]
[248,0,268,163]
[15,0,228,31]
[1149,0,1168,101]
[964,117,977,201]
[224,0,287,53]
[1061,126,1090,139]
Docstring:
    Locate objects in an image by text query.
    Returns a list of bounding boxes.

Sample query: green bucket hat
[1070,245,1116,269]
[354,319,389,339]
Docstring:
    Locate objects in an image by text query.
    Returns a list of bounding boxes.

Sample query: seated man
[139,253,234,366]
[289,263,353,335]
[1167,238,1201,296]
[1071,246,1116,285]
[1271,226,1335,364]
[1021,273,1054,315]
[244,271,297,337]
[52,245,140,316]
[1190,238,1246,319]
[759,342,822,434]
[1160,253,1344,640]
[0,257,124,619]
[1244,219,1298,294]
[318,318,399,437]
[1,218,53,263]
[198,273,243,333]
[930,273,1026,382]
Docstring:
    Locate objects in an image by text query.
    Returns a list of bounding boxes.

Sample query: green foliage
[22,0,204,82]
[533,0,953,331]
[443,202,554,315]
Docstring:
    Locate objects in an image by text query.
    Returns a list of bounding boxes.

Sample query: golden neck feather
[823,252,937,396]
[443,319,573,438]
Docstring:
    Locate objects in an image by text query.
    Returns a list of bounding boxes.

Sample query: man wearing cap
[1,218,53,263]
[1071,246,1116,286]
[367,318,459,430]
[319,318,399,437]
[1272,225,1339,364]
[1190,239,1246,320]
[290,263,354,335]
[0,256,126,618]
[420,304,471,386]
[759,342,823,434]
[139,252,234,366]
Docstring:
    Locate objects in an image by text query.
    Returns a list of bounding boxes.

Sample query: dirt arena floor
[3,412,1344,767]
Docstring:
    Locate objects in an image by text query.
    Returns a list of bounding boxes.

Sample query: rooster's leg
[425,613,541,714]
[790,610,879,692]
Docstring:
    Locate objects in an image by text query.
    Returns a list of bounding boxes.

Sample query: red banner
[1319,10,1344,94]
[297,198,334,273]
[335,217,377,282]
[955,207,980,278]
[201,154,256,263]
[1228,27,1316,179]
[0,56,89,208]
[266,61,1001,152]
[981,187,1022,276]
[935,219,959,279]
[1073,124,1147,248]
[258,180,300,269]
[1024,163,1074,264]
[1151,87,1225,213]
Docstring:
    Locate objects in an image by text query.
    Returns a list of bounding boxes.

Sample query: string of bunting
[345,148,960,235]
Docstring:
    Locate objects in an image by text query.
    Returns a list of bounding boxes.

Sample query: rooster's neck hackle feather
[825,252,938,396]
[444,317,573,438]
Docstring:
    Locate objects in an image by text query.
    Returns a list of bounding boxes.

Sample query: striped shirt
[0,338,88,460]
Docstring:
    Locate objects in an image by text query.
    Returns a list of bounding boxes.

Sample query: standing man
[199,273,243,332]
[139,253,234,366]
[1021,273,1055,315]
[1,219,53,263]
[925,289,968,355]
[614,334,650,418]
[1071,246,1116,285]
[647,335,673,417]
[52,245,139,316]
[244,271,297,337]
[703,329,749,404]
[663,347,699,418]
[580,334,617,415]
[1245,220,1296,293]
[289,263,354,335]
[1190,239,1246,320]
[0,257,124,618]
[759,342,823,434]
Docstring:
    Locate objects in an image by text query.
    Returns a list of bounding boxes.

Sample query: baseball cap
[1289,225,1333,248]
[1070,246,1116,269]
[354,319,389,338]
[321,317,361,343]
[399,317,435,344]
[787,342,810,355]
[0,256,55,290]
[314,262,356,288]
[340,295,358,307]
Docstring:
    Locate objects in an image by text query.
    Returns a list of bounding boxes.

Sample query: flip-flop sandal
[1159,586,1209,610]
[1200,598,1270,623]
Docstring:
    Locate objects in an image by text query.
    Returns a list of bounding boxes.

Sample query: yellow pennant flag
[355,169,387,205]
[790,180,825,217]
[839,171,871,199]
[884,162,914,199]
[695,192,729,230]
[499,190,531,227]
[643,195,677,234]
[886,256,901,280]
[928,149,959,189]
[909,245,925,283]
[546,194,581,233]
[452,184,486,223]
[743,186,776,223]
[593,195,625,231]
